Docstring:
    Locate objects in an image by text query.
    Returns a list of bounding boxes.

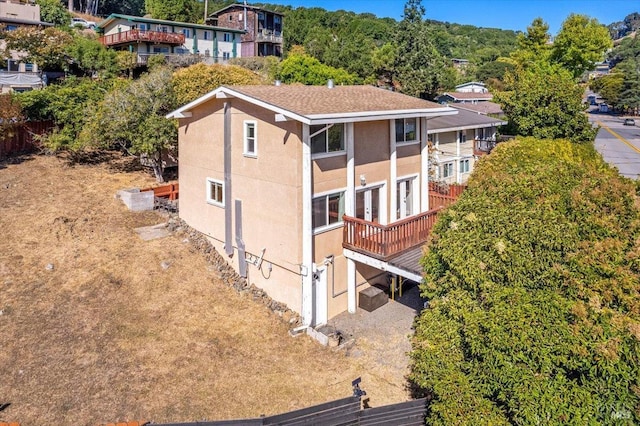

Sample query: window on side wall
[458,130,467,143]
[442,162,454,178]
[460,159,470,173]
[223,32,232,42]
[395,118,418,144]
[206,178,224,207]
[310,123,344,156]
[312,192,345,231]
[182,28,191,38]
[243,121,257,157]
[203,31,210,40]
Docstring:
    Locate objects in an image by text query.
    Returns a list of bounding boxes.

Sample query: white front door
[312,265,327,326]
[397,178,415,219]
[356,187,380,223]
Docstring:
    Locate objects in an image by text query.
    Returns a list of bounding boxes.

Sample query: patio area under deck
[343,245,425,283]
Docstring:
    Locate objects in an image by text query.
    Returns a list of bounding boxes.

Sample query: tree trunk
[68,0,73,12]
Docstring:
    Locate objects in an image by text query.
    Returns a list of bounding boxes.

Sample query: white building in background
[96,14,245,65]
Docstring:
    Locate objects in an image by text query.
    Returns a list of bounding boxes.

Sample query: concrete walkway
[326,283,425,379]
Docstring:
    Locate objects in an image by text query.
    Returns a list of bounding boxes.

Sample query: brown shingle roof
[452,102,504,116]
[228,85,445,116]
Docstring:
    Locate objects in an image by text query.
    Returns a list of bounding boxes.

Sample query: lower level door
[313,265,328,326]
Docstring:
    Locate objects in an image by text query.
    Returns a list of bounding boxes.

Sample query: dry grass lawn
[0,155,410,426]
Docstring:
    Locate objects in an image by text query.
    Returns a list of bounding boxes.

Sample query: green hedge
[411,137,640,424]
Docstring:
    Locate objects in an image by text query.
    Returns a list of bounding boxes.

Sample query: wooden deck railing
[474,139,497,156]
[141,182,179,200]
[99,30,185,47]
[343,208,442,261]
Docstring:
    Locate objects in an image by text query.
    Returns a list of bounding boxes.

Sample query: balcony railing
[474,138,497,156]
[343,209,442,261]
[256,29,283,44]
[99,30,185,47]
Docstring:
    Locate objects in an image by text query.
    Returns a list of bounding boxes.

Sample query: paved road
[589,110,640,179]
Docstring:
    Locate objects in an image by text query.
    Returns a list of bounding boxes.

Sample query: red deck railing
[141,182,179,201]
[343,208,442,261]
[99,30,185,47]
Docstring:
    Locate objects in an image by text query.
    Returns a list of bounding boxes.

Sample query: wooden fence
[0,121,53,158]
[141,182,179,201]
[150,395,427,426]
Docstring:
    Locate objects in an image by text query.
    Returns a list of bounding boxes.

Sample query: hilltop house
[96,14,245,65]
[428,106,506,185]
[207,3,283,57]
[167,84,462,326]
[0,0,51,92]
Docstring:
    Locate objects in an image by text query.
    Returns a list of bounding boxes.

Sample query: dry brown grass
[0,155,409,426]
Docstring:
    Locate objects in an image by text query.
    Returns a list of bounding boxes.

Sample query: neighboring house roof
[210,3,284,17]
[451,102,504,116]
[427,106,506,133]
[455,81,485,90]
[167,85,457,124]
[96,13,244,33]
[441,92,493,102]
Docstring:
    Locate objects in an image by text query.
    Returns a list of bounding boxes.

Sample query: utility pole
[203,0,208,23]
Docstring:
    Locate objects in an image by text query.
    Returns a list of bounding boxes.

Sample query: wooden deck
[387,245,425,278]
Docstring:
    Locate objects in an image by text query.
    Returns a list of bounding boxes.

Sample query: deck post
[421,117,430,212]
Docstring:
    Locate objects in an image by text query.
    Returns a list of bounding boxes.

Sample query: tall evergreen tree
[144,0,198,22]
[395,0,448,99]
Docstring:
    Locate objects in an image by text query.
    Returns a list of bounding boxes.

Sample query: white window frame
[222,51,230,60]
[312,188,346,234]
[395,118,419,145]
[310,123,345,159]
[442,162,454,178]
[396,174,419,220]
[182,28,191,38]
[223,32,232,42]
[206,178,225,207]
[460,159,470,174]
[458,130,467,143]
[243,120,257,157]
[203,30,210,40]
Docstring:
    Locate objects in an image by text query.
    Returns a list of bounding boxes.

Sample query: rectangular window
[312,192,345,230]
[206,178,224,207]
[310,124,344,155]
[24,63,34,72]
[222,52,230,60]
[460,159,470,173]
[458,130,467,143]
[182,28,191,38]
[223,32,232,42]
[7,60,19,72]
[138,23,148,31]
[203,31,210,40]
[153,46,170,53]
[395,118,417,143]
[244,121,257,157]
[258,12,265,29]
[156,25,168,32]
[442,162,454,178]
[6,24,18,31]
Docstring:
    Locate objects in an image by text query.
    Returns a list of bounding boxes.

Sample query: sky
[276,0,637,34]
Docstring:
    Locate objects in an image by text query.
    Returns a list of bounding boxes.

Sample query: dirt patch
[0,155,411,425]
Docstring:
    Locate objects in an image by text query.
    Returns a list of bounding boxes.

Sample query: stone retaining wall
[166,216,302,328]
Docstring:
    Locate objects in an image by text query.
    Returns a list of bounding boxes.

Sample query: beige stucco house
[167,84,463,327]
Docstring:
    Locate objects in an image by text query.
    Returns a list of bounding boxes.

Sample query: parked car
[624,118,636,126]
[71,17,96,29]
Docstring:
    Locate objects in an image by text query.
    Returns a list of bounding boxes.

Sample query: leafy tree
[81,67,178,181]
[172,63,263,106]
[1,26,73,71]
[475,60,515,84]
[65,35,118,78]
[17,77,114,151]
[144,0,199,22]
[616,57,640,114]
[551,14,613,79]
[371,42,397,86]
[590,71,624,109]
[0,94,24,140]
[495,63,597,142]
[510,17,551,67]
[36,0,72,27]
[277,53,360,86]
[395,0,450,99]
[411,137,640,424]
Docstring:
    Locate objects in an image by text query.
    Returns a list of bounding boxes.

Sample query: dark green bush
[411,137,640,424]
